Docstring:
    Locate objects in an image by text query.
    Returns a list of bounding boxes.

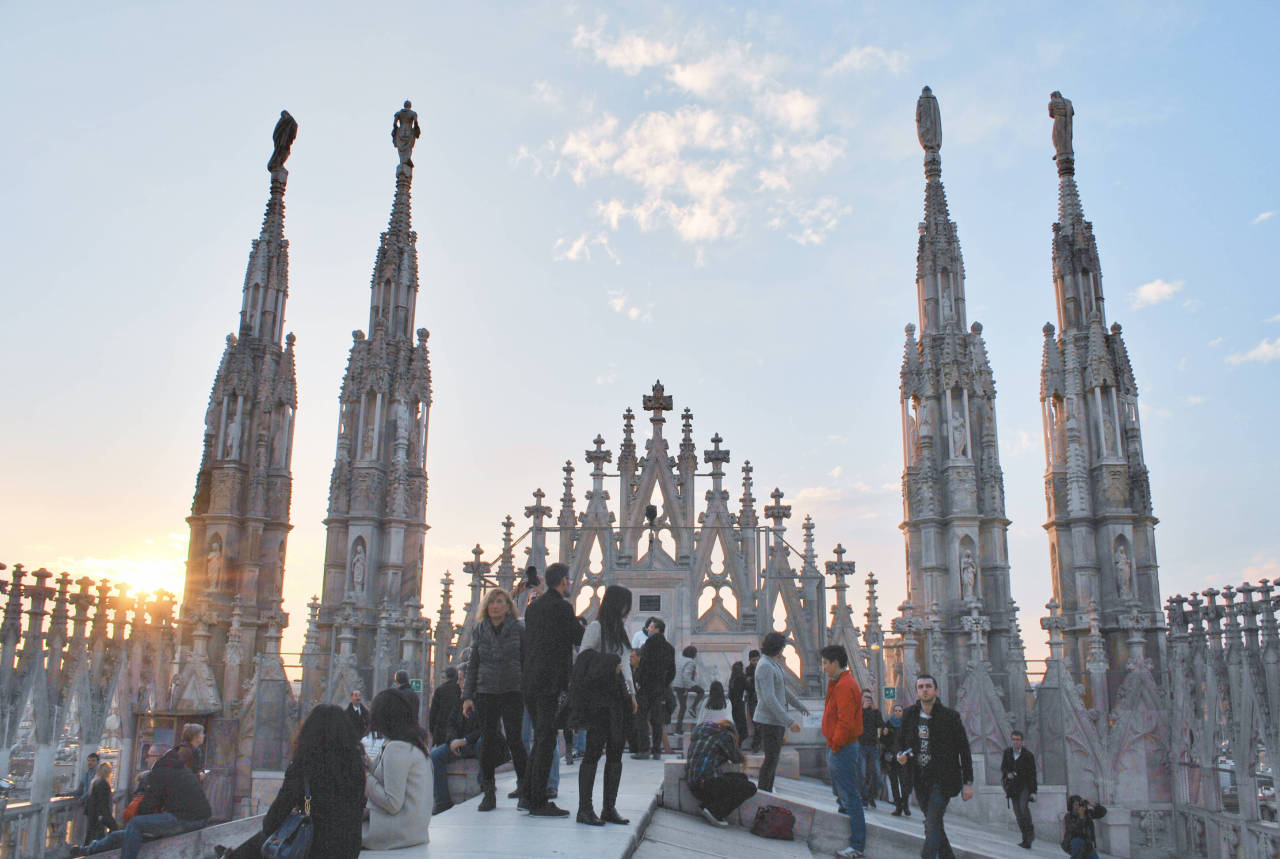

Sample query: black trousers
[887,757,911,807]
[579,707,625,813]
[525,691,560,808]
[754,722,785,792]
[731,701,749,744]
[691,773,757,821]
[1011,787,1035,842]
[476,690,527,785]
[674,686,704,732]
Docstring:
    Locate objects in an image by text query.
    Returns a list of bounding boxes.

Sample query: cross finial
[764,488,791,524]
[585,435,613,473]
[704,433,730,467]
[833,543,846,563]
[524,488,552,524]
[472,544,484,567]
[643,380,674,423]
[681,407,693,438]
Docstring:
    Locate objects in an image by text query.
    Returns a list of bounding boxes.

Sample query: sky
[2,0,1277,669]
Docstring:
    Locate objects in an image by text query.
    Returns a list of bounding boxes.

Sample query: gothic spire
[239,111,296,345]
[368,101,423,340]
[914,86,966,336]
[1048,91,1105,334]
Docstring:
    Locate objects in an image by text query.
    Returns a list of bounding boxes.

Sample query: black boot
[577,807,604,826]
[603,753,623,816]
[479,779,497,812]
[601,807,630,825]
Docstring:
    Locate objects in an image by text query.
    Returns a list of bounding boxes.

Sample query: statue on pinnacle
[393,100,421,170]
[1049,91,1074,161]
[916,86,941,153]
[267,110,298,172]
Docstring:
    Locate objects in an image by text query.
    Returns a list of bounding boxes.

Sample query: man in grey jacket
[752,631,810,792]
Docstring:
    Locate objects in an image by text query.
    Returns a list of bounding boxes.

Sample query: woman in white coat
[364,689,432,850]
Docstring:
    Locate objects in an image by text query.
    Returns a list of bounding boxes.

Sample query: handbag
[749,804,796,840]
[262,777,313,859]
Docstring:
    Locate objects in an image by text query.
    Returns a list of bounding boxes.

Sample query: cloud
[572,24,676,75]
[1226,338,1280,365]
[773,196,852,246]
[828,466,843,479]
[1001,429,1035,458]
[595,362,618,385]
[793,486,842,504]
[1254,211,1277,224]
[1208,336,1224,347]
[553,232,619,264]
[1267,314,1280,323]
[1241,556,1280,582]
[826,44,908,75]
[1185,395,1205,405]
[560,114,620,186]
[1129,278,1184,309]
[755,89,820,133]
[1139,401,1173,421]
[757,169,790,192]
[531,80,562,107]
[666,43,772,98]
[1182,297,1204,312]
[606,289,652,322]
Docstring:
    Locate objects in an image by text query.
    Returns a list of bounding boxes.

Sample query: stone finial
[1049,91,1074,165]
[392,100,421,170]
[268,110,298,172]
[764,488,791,525]
[916,86,941,153]
[643,380,674,424]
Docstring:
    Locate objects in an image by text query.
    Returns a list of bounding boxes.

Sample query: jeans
[826,744,867,852]
[674,686,704,733]
[918,782,955,859]
[859,743,880,803]
[475,690,527,786]
[1068,837,1098,859]
[690,772,758,821]
[523,693,560,806]
[754,722,785,792]
[86,812,206,859]
[1012,787,1034,843]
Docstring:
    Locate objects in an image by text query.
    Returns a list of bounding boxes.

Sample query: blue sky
[2,1,1276,663]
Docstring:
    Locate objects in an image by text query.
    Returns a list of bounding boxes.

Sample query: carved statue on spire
[392,100,422,169]
[1049,91,1074,161]
[916,86,941,152]
[267,110,298,172]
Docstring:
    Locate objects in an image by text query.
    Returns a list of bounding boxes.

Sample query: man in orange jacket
[821,644,867,859]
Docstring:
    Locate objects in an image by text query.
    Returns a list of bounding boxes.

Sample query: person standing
[883,702,911,817]
[427,668,461,746]
[394,670,421,721]
[820,645,867,859]
[685,718,757,827]
[744,650,761,751]
[1001,731,1038,848]
[632,617,675,761]
[84,762,118,844]
[521,562,585,817]
[673,646,705,734]
[462,587,528,812]
[896,675,974,859]
[859,690,885,808]
[346,689,371,738]
[576,585,637,827]
[752,632,810,793]
[728,662,749,744]
[79,751,101,846]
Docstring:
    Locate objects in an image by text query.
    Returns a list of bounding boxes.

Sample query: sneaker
[835,848,864,858]
[701,807,729,827]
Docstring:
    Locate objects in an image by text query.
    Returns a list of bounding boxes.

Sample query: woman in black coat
[728,662,749,744]
[84,762,118,843]
[215,704,366,859]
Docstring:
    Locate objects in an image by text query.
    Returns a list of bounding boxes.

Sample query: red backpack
[750,804,796,840]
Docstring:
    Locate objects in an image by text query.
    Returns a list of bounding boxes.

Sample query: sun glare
[53,536,187,599]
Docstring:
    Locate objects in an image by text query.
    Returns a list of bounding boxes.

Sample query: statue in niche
[916,86,941,152]
[1115,543,1134,601]
[351,543,367,594]
[960,549,978,601]
[268,110,298,172]
[1102,410,1116,455]
[207,537,224,591]
[919,400,934,442]
[950,408,969,458]
[223,406,242,460]
[907,406,921,463]
[1049,91,1074,161]
[392,100,421,169]
[361,412,376,459]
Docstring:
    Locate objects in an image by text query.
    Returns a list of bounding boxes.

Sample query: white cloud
[1186,395,1205,405]
[1129,278,1184,309]
[560,114,620,186]
[572,24,676,75]
[1208,336,1224,347]
[595,362,618,385]
[666,43,770,98]
[783,136,846,173]
[553,232,619,264]
[531,80,562,107]
[828,466,843,479]
[757,169,790,192]
[1139,401,1173,421]
[1254,210,1277,224]
[606,289,652,322]
[1001,429,1035,458]
[1267,314,1280,323]
[1226,338,1280,365]
[826,44,908,75]
[1182,297,1204,311]
[793,486,842,504]
[755,89,820,133]
[778,196,852,246]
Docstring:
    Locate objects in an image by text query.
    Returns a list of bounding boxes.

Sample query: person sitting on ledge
[74,724,211,859]
[364,689,433,850]
[685,717,756,827]
[429,696,483,815]
[214,704,365,859]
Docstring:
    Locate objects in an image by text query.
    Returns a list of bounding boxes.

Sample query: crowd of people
[60,563,1105,858]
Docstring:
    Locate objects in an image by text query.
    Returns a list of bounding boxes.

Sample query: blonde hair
[181,723,205,744]
[95,761,113,784]
[481,587,516,622]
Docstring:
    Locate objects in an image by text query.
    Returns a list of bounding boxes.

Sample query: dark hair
[820,644,848,667]
[648,616,666,634]
[761,632,786,657]
[748,650,760,660]
[730,661,744,678]
[597,585,633,654]
[444,667,458,682]
[1067,794,1084,815]
[371,689,427,756]
[545,562,569,589]
[1011,730,1023,739]
[707,681,727,710]
[293,704,365,789]
[916,673,937,689]
[394,669,410,686]
[682,645,698,658]
[525,565,541,587]
[87,752,100,761]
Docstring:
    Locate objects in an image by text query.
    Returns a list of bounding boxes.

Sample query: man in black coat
[345,689,371,738]
[77,748,212,858]
[896,675,973,859]
[631,618,676,760]
[394,670,421,720]
[521,562,585,816]
[1000,730,1038,848]
[428,667,462,746]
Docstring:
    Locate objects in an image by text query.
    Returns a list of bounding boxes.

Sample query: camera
[525,565,541,588]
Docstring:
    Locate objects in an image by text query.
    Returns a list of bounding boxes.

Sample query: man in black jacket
[522,562,586,816]
[632,618,676,760]
[346,689,371,738]
[428,667,461,745]
[394,669,421,720]
[896,675,973,859]
[77,735,212,858]
[1000,730,1038,848]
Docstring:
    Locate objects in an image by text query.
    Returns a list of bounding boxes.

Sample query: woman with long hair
[576,584,637,827]
[700,681,730,724]
[215,704,366,858]
[84,762,118,844]
[461,587,527,811]
[365,688,432,849]
[728,661,749,743]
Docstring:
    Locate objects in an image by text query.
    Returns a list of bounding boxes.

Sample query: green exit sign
[883,686,897,700]
[411,679,423,692]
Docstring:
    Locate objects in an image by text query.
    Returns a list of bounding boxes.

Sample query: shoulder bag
[262,777,313,859]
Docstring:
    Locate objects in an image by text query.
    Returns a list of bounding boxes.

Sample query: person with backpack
[685,717,756,827]
[214,704,366,858]
[896,674,974,859]
[1062,795,1107,859]
[820,645,867,859]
